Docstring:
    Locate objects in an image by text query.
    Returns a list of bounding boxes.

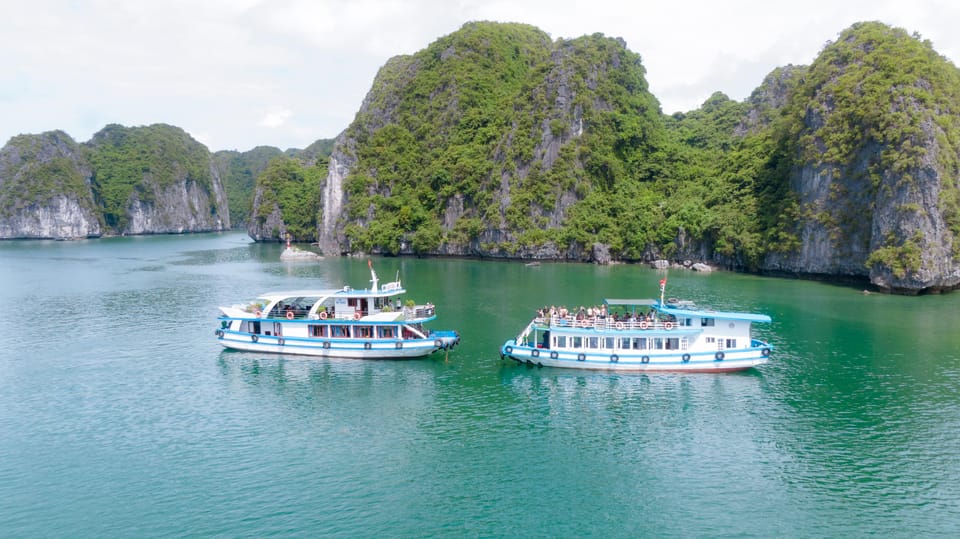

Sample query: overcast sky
[2,0,958,152]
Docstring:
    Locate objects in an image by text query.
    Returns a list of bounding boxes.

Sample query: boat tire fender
[435,339,443,349]
[532,349,540,358]
[641,355,650,364]
[762,348,770,357]
[550,351,558,360]
[278,337,285,346]
[396,341,403,349]
[715,351,725,361]
[251,334,259,343]
[681,353,690,363]
[322,341,331,349]
[505,345,513,354]
[610,354,619,363]
[577,353,586,362]
[364,342,372,350]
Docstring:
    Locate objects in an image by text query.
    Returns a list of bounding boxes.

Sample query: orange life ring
[639,321,648,330]
[286,311,294,320]
[254,310,262,317]
[354,312,361,320]
[319,311,327,320]
[664,322,674,330]
[615,322,624,330]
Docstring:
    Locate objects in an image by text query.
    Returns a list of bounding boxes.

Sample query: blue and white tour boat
[500,280,773,372]
[216,261,460,359]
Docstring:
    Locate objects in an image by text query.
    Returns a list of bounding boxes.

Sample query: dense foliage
[215,146,284,227]
[253,155,325,241]
[0,131,96,218]
[85,124,216,231]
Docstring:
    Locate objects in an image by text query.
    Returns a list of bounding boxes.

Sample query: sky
[2,0,959,152]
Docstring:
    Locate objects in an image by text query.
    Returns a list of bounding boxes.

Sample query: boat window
[665,338,679,350]
[378,326,396,339]
[572,336,582,348]
[632,338,646,350]
[681,338,689,351]
[331,325,350,338]
[725,339,737,349]
[357,326,374,339]
[588,337,599,349]
[679,318,692,327]
[652,338,664,350]
[619,337,631,350]
[705,337,715,344]
[309,325,328,338]
[604,337,615,349]
[555,336,567,348]
[701,318,715,327]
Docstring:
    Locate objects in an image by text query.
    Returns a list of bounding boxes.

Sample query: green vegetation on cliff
[0,131,95,218]
[86,124,215,231]
[215,146,284,227]
[254,156,325,241]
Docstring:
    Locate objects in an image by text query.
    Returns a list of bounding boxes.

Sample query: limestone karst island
[2,21,959,295]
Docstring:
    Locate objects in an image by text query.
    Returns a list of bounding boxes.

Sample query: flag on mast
[659,278,666,304]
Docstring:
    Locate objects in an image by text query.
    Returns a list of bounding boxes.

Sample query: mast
[368,259,379,292]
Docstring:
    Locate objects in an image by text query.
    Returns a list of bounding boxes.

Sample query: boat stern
[431,329,461,350]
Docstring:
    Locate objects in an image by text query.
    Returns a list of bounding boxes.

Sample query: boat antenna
[368,259,379,292]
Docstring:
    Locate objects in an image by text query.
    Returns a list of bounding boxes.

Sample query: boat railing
[533,315,681,331]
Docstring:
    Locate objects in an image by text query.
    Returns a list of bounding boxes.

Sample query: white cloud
[259,108,294,128]
[2,0,960,150]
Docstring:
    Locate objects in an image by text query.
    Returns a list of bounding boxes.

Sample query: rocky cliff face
[86,124,230,235]
[0,131,102,239]
[758,22,960,293]
[315,23,657,260]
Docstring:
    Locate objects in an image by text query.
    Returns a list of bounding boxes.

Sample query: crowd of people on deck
[535,305,671,327]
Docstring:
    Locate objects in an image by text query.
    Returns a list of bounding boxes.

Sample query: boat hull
[218,328,460,359]
[499,340,770,373]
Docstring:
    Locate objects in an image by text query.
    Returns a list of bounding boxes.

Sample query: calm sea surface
[1,232,959,537]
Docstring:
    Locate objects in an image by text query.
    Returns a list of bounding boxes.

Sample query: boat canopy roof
[256,285,406,303]
[655,301,772,323]
[603,299,658,307]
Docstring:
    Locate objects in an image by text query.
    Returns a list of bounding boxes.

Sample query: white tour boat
[216,261,460,359]
[500,281,773,372]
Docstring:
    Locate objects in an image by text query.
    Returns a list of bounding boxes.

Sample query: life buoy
[354,312,361,320]
[681,353,690,363]
[550,351,558,359]
[664,322,674,330]
[505,345,514,354]
[435,339,443,348]
[286,311,294,320]
[251,334,259,343]
[364,342,372,350]
[278,337,285,346]
[396,341,403,349]
[762,348,770,357]
[531,349,539,358]
[615,322,624,330]
[577,353,586,362]
[641,355,650,364]
[322,341,331,349]
[610,354,619,363]
[254,310,262,317]
[639,321,649,330]
[319,311,327,320]
[715,351,725,361]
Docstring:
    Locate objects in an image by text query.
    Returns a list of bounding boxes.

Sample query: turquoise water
[1,232,959,537]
